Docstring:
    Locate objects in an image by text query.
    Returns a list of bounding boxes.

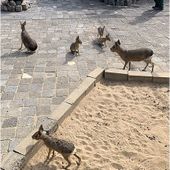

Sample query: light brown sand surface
[24,81,169,170]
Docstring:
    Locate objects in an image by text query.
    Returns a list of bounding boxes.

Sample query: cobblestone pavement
[1,0,169,159]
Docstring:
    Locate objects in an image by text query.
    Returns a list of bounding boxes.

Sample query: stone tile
[4,86,18,93]
[42,89,56,98]
[17,84,30,92]
[2,117,18,128]
[16,126,34,138]
[8,138,21,152]
[22,106,37,116]
[14,92,29,100]
[17,116,36,127]
[36,105,51,115]
[1,140,10,153]
[1,128,16,140]
[56,89,69,97]
[52,96,65,105]
[1,92,15,100]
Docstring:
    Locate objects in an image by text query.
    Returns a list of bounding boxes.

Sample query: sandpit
[24,81,169,170]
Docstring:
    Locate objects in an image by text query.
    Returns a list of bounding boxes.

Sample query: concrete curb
[1,68,104,170]
[105,69,169,84]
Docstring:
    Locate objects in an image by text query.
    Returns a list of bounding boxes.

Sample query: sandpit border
[1,67,169,170]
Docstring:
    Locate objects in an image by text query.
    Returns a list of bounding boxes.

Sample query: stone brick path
[1,0,169,160]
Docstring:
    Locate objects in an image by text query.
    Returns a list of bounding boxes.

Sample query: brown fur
[70,36,82,56]
[97,26,105,38]
[19,21,37,52]
[32,125,81,169]
[98,34,111,47]
[110,40,154,72]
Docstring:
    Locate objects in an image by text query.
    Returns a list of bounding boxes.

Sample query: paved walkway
[1,0,169,160]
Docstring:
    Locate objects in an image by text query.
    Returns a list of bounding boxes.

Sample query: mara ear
[20,21,22,25]
[103,26,105,29]
[107,33,110,36]
[39,124,44,132]
[76,36,79,40]
[117,39,121,45]
[23,21,26,25]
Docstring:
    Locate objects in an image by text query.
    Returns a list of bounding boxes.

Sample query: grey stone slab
[56,88,69,97]
[1,128,16,140]
[42,89,56,97]
[9,138,21,152]
[1,140,10,153]
[23,98,37,107]
[4,86,18,93]
[1,92,15,100]
[17,84,30,92]
[56,76,69,88]
[17,116,36,127]
[22,106,37,116]
[16,126,34,138]
[52,96,65,105]
[36,105,51,115]
[2,117,18,128]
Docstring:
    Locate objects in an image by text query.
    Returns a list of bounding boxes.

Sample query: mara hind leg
[62,154,71,169]
[128,61,131,71]
[44,148,52,163]
[18,41,23,50]
[74,153,81,166]
[143,59,154,72]
[123,61,128,70]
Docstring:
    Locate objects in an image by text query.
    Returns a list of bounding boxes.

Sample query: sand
[24,81,169,170]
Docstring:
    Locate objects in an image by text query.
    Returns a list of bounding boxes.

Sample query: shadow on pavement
[129,9,161,25]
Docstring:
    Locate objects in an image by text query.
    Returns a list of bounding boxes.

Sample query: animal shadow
[129,9,161,25]
[92,39,105,54]
[1,50,34,59]
[23,162,57,170]
[64,52,77,65]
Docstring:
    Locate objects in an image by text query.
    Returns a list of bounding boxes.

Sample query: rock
[16,0,22,5]
[9,0,16,6]
[7,5,15,12]
[22,4,28,10]
[15,5,22,12]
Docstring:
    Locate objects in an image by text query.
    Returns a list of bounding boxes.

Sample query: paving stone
[23,98,37,107]
[32,78,44,84]
[1,140,10,153]
[1,128,16,140]
[14,92,29,100]
[17,84,30,92]
[42,89,56,97]
[8,138,21,152]
[7,79,20,86]
[2,117,18,128]
[56,89,69,97]
[52,96,65,105]
[1,92,15,100]
[17,116,36,127]
[37,105,51,115]
[4,86,18,93]
[56,76,69,88]
[22,106,37,116]
[20,78,32,85]
[16,126,34,138]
